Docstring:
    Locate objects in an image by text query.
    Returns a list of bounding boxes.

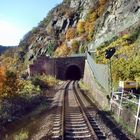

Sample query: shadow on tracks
[97,111,130,140]
[79,88,131,140]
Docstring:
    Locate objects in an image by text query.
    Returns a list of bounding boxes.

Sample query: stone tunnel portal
[65,65,81,80]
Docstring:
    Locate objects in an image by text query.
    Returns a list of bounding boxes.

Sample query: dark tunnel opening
[65,65,82,80]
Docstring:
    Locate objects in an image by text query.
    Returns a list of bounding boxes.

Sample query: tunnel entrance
[65,65,81,80]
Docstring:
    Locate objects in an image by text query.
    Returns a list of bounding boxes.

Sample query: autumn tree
[76,20,85,34]
[84,10,97,40]
[0,65,5,90]
[1,71,20,98]
[96,32,140,86]
[18,79,40,96]
[99,0,107,5]
[54,43,70,57]
[66,27,76,40]
[71,40,79,54]
[97,0,108,16]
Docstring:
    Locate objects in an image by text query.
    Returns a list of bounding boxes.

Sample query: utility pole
[105,47,116,95]
[109,58,112,93]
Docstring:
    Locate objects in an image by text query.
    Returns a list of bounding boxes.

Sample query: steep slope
[1,0,140,84]
[19,0,140,59]
[90,0,140,49]
[18,0,98,62]
[93,0,140,85]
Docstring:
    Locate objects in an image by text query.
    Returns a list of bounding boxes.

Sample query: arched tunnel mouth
[65,65,82,80]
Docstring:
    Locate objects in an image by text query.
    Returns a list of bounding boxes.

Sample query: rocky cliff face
[18,0,98,62]
[90,0,140,49]
[17,0,140,66]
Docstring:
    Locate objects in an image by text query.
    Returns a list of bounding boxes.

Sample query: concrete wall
[84,60,140,137]
[83,60,109,109]
[87,53,109,93]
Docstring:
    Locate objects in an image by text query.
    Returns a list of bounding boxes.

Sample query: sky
[0,0,63,46]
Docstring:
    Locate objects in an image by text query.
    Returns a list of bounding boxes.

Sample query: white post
[110,88,115,110]
[27,65,31,78]
[134,96,140,134]
[118,89,124,120]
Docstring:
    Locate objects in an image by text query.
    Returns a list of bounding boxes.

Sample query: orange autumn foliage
[0,65,5,90]
[76,20,85,34]
[54,43,70,57]
[99,0,107,5]
[1,71,20,98]
[66,27,76,40]
[97,0,108,16]
[84,11,97,40]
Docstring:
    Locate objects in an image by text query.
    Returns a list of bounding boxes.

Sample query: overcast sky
[0,0,63,46]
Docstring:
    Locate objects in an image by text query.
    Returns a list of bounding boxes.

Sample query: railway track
[74,82,106,140]
[50,81,106,140]
[50,81,69,139]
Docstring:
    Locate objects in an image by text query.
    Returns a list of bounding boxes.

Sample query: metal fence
[110,90,140,134]
[87,53,109,93]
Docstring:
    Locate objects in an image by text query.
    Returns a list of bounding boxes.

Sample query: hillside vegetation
[0,1,140,138]
[0,0,140,87]
[0,45,11,54]
[96,28,140,86]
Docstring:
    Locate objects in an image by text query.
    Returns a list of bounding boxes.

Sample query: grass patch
[79,80,89,91]
[14,129,29,140]
[32,75,59,89]
[113,115,136,138]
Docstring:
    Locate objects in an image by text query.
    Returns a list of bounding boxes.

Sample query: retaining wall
[83,60,109,109]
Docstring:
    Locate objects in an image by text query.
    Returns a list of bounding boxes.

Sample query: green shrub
[39,75,58,87]
[1,71,20,99]
[95,32,140,88]
[19,80,40,96]
[32,75,59,88]
[46,40,56,56]
[79,44,86,53]
[14,129,29,140]
[79,80,89,91]
[71,40,79,54]
[129,27,140,43]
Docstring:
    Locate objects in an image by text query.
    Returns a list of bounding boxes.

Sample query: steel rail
[73,81,99,140]
[74,81,106,140]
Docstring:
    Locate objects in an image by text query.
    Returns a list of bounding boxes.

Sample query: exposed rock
[70,0,81,9]
[80,0,98,19]
[17,0,140,64]
[91,0,140,49]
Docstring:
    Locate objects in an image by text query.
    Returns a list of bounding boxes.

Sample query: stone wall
[55,56,85,80]
[29,55,55,76]
[29,55,85,80]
